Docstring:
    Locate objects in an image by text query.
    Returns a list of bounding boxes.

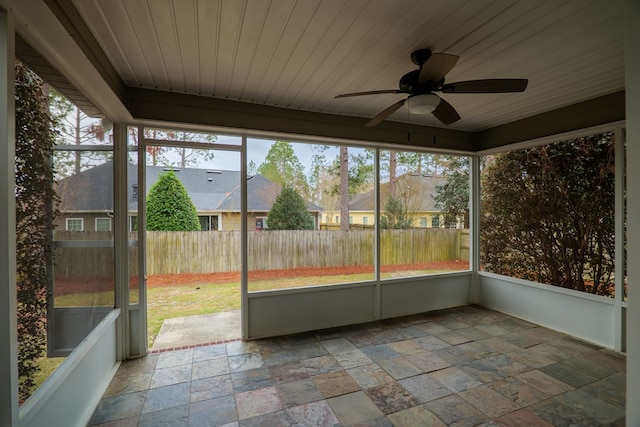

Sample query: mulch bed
[54,260,468,295]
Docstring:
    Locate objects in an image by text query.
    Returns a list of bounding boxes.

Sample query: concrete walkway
[150,310,241,351]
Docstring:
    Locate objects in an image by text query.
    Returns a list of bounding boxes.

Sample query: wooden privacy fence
[54,229,469,277]
[145,229,469,275]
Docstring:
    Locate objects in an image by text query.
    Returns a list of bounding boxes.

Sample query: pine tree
[267,185,315,230]
[146,171,201,231]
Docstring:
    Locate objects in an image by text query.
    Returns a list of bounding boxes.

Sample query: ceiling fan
[335,48,528,127]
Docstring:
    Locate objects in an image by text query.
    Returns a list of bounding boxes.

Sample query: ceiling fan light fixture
[407,94,440,114]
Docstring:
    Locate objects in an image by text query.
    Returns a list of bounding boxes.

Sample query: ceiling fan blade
[432,97,461,125]
[365,99,406,127]
[419,53,459,84]
[441,79,528,93]
[335,89,406,98]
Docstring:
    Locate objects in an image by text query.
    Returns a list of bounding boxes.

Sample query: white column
[625,0,640,425]
[0,7,17,427]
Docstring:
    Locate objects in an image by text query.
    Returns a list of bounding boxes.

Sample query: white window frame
[66,218,84,231]
[95,217,112,232]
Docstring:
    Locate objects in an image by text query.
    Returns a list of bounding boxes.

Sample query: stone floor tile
[150,364,192,389]
[90,416,140,427]
[436,330,473,345]
[429,366,482,393]
[261,349,299,367]
[477,337,521,355]
[435,317,471,330]
[239,410,291,427]
[458,384,519,418]
[321,337,357,354]
[527,342,576,362]
[475,322,514,337]
[226,340,258,357]
[456,326,493,342]
[501,329,546,349]
[396,325,429,339]
[285,400,340,426]
[458,359,508,384]
[116,355,159,375]
[230,367,274,392]
[235,386,282,419]
[557,389,625,425]
[276,378,324,408]
[312,370,360,398]
[581,371,626,407]
[104,371,152,397]
[142,382,190,414]
[361,344,401,361]
[138,404,189,427]
[539,361,598,387]
[365,382,418,415]
[190,374,234,403]
[353,416,394,427]
[516,369,574,396]
[347,363,394,389]
[562,353,621,380]
[509,348,555,369]
[327,391,383,425]
[415,322,451,335]
[490,376,551,408]
[425,394,490,427]
[89,391,146,425]
[156,349,194,369]
[269,361,309,384]
[301,354,342,376]
[386,404,446,427]
[412,335,451,351]
[370,328,405,346]
[492,408,553,426]
[406,351,451,373]
[529,397,602,427]
[432,345,477,365]
[192,343,227,362]
[398,373,452,403]
[191,357,230,380]
[189,394,237,426]
[228,353,265,373]
[483,353,537,376]
[387,339,424,356]
[377,357,423,380]
[292,341,328,359]
[333,349,373,369]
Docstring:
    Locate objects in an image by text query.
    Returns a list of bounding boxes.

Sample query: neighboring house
[321,173,459,229]
[56,162,322,231]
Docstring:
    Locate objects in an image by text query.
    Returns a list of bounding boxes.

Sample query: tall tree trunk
[74,108,81,174]
[339,146,349,231]
[389,150,397,196]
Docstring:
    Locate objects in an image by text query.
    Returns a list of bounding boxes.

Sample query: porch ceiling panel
[66,0,624,135]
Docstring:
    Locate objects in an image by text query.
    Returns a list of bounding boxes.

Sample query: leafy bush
[267,185,315,230]
[380,195,412,229]
[480,134,615,295]
[15,61,59,400]
[146,170,201,231]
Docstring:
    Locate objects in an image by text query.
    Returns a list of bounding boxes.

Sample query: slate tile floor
[88,305,626,426]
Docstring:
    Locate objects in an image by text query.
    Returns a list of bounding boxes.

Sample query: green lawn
[55,268,456,347]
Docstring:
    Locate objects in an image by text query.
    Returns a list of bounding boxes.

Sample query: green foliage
[434,156,470,228]
[267,185,315,230]
[480,134,616,295]
[380,195,413,229]
[146,171,201,231]
[15,61,59,400]
[258,141,309,198]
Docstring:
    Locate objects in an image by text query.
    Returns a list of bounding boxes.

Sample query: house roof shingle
[57,162,322,213]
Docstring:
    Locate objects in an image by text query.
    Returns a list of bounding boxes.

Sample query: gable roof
[57,162,322,213]
[349,173,445,212]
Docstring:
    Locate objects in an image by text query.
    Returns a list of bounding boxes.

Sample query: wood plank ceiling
[71,0,624,133]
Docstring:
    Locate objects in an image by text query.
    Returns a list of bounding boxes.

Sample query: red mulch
[54,260,468,295]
